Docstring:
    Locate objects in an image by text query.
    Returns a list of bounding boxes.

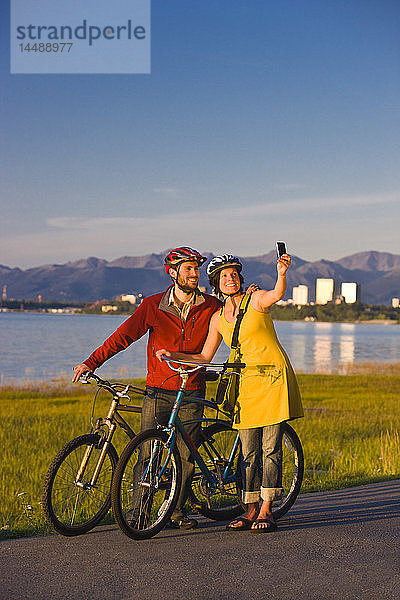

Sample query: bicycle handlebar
[77,356,246,391]
[78,371,144,396]
[161,356,246,372]
[79,371,111,386]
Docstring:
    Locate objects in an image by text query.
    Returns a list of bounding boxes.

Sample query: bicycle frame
[74,374,143,490]
[143,361,242,493]
[108,356,304,539]
[176,416,240,487]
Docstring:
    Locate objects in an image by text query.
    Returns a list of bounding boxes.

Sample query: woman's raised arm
[251,254,291,310]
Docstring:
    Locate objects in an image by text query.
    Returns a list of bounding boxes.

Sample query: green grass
[1,373,399,539]
[0,380,144,539]
[295,373,400,491]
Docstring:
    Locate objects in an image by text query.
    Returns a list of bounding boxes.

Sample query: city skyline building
[341,282,359,304]
[316,278,335,304]
[118,294,137,304]
[292,285,309,305]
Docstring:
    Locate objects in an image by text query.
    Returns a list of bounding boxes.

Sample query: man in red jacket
[73,246,222,529]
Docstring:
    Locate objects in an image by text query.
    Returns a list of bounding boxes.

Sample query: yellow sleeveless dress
[219,303,303,429]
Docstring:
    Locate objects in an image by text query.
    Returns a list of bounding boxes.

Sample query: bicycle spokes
[112,430,181,538]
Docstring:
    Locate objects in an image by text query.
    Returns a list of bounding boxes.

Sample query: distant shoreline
[0,309,398,325]
[355,319,397,325]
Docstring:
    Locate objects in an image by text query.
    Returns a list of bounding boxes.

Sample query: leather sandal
[226,517,254,531]
[250,518,278,532]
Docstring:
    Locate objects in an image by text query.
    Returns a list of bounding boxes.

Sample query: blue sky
[1,0,399,268]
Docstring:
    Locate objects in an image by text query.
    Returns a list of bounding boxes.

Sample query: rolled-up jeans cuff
[261,487,283,502]
[242,490,261,503]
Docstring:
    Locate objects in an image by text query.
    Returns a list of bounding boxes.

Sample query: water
[0,312,399,384]
[274,320,400,373]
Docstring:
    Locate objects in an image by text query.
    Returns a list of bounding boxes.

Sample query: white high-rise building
[341,282,359,304]
[316,278,334,304]
[118,294,137,304]
[392,298,400,308]
[292,285,308,305]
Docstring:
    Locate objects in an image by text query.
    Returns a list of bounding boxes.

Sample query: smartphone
[276,241,287,258]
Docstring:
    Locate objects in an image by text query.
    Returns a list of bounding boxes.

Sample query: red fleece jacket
[84,287,222,391]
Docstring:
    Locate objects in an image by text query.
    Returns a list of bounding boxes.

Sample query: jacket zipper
[182,315,195,347]
[191,316,195,337]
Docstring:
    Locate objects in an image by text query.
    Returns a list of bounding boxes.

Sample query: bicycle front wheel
[188,422,243,521]
[42,433,118,536]
[111,429,182,540]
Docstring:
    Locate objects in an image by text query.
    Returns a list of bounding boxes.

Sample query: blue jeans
[239,423,284,503]
[140,387,203,519]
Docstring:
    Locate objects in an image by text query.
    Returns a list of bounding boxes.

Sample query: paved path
[1,480,399,600]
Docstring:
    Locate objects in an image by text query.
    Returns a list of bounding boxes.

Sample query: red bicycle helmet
[164,247,207,274]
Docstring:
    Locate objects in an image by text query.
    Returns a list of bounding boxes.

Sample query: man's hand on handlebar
[155,349,171,362]
[72,363,93,383]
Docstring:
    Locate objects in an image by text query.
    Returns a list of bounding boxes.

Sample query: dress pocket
[240,364,284,388]
[255,364,284,387]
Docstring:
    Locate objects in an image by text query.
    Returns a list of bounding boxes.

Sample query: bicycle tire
[189,421,304,522]
[111,429,182,540]
[188,422,244,521]
[42,433,118,536]
[271,422,304,520]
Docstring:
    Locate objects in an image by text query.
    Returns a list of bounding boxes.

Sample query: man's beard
[175,275,198,294]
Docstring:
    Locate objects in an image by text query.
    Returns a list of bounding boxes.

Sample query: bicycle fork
[74,399,118,489]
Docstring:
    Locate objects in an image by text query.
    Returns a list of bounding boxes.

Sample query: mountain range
[0,250,399,305]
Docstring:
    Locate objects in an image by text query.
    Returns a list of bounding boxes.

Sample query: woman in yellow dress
[157,253,303,532]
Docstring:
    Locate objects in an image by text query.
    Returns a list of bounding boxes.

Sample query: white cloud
[46,216,128,230]
[45,191,400,230]
[153,187,180,195]
[1,192,398,268]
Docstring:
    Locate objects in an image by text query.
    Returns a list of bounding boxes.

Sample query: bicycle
[42,372,143,536]
[42,368,237,536]
[111,357,304,540]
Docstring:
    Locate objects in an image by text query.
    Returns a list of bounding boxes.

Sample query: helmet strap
[222,290,242,299]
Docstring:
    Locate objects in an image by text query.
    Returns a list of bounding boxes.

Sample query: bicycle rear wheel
[111,429,182,540]
[271,422,304,519]
[42,433,118,536]
[188,422,243,521]
[189,421,304,522]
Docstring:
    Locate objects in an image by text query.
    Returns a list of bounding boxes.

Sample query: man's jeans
[140,386,203,519]
[239,423,284,503]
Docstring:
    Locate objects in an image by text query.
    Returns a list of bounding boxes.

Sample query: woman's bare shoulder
[210,309,222,325]
[250,289,272,312]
